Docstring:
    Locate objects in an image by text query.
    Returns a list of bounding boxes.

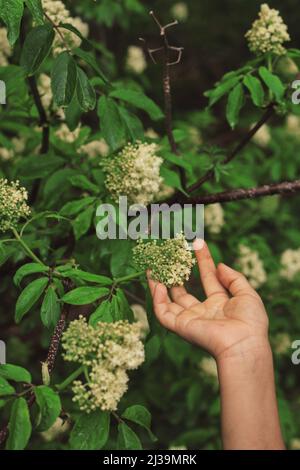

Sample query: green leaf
[76,67,96,111]
[122,405,157,441]
[18,155,65,180]
[35,385,61,432]
[13,263,49,287]
[89,299,114,326]
[70,410,110,450]
[204,76,240,106]
[0,0,24,45]
[110,88,164,121]
[73,48,109,84]
[97,96,125,150]
[6,398,32,450]
[115,288,134,321]
[0,364,31,383]
[41,286,61,329]
[160,166,186,194]
[243,75,265,107]
[69,174,99,194]
[118,106,144,140]
[258,66,285,102]
[15,277,49,323]
[59,269,112,286]
[51,52,78,106]
[0,376,15,396]
[62,286,109,305]
[21,24,54,75]
[25,0,44,24]
[226,83,244,129]
[72,204,95,240]
[60,197,96,217]
[117,422,142,450]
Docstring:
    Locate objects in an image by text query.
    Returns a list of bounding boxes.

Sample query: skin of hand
[147,240,269,361]
[147,240,285,450]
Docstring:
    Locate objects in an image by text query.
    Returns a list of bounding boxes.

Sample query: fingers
[217,263,260,298]
[170,286,200,309]
[193,240,228,298]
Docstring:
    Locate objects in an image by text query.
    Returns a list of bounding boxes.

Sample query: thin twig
[186,179,300,204]
[27,76,49,154]
[187,105,275,193]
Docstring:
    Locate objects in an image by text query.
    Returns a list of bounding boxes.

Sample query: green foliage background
[1,0,300,450]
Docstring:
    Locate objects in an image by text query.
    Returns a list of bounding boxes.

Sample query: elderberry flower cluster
[133,233,195,288]
[280,248,300,280]
[62,317,145,412]
[236,245,267,289]
[0,179,31,232]
[102,142,163,205]
[126,46,147,74]
[79,139,109,158]
[42,0,89,56]
[204,203,224,235]
[0,27,12,66]
[245,4,290,56]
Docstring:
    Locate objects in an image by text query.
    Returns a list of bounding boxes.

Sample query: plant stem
[55,365,85,391]
[114,270,145,284]
[12,228,46,266]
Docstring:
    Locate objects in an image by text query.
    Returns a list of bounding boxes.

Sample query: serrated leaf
[13,263,49,287]
[259,66,285,102]
[110,88,163,121]
[72,204,95,240]
[97,96,125,150]
[15,277,49,323]
[0,376,15,396]
[69,174,99,194]
[21,24,54,75]
[204,76,240,106]
[62,286,109,305]
[51,52,77,106]
[122,405,157,441]
[117,422,142,450]
[41,286,61,329]
[0,0,24,45]
[25,0,44,24]
[73,47,109,83]
[70,411,110,450]
[0,364,31,383]
[6,398,32,450]
[60,197,96,217]
[89,299,114,326]
[226,83,244,129]
[35,385,61,432]
[59,269,112,286]
[243,74,265,107]
[76,67,96,111]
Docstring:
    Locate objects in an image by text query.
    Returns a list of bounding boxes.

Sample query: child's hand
[147,241,269,361]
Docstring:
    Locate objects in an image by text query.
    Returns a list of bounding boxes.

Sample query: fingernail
[193,238,205,250]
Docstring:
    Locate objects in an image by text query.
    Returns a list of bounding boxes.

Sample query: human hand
[147,241,269,361]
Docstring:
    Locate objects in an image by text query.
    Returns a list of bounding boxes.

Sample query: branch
[187,105,275,193]
[45,311,67,374]
[141,11,186,188]
[27,76,49,154]
[186,179,300,205]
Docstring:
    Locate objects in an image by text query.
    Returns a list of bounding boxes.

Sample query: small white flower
[204,203,224,235]
[171,3,189,22]
[280,248,300,280]
[0,179,31,232]
[237,245,267,289]
[126,46,147,74]
[0,27,12,66]
[79,139,109,158]
[252,124,271,147]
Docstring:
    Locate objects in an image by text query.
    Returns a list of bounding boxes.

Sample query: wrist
[216,335,272,369]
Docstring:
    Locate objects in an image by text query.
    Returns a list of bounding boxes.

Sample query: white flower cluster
[199,357,218,379]
[171,2,189,22]
[0,27,12,66]
[0,179,31,232]
[131,304,150,336]
[252,123,271,147]
[55,123,81,143]
[103,142,163,205]
[79,139,109,158]
[204,203,224,235]
[126,46,147,74]
[0,138,26,162]
[290,438,300,450]
[40,417,70,442]
[38,74,53,109]
[273,332,291,355]
[245,4,290,56]
[286,115,300,139]
[62,317,145,412]
[42,0,89,56]
[237,245,267,289]
[133,233,196,288]
[280,248,300,281]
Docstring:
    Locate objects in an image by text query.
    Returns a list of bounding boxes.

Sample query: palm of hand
[148,242,268,360]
